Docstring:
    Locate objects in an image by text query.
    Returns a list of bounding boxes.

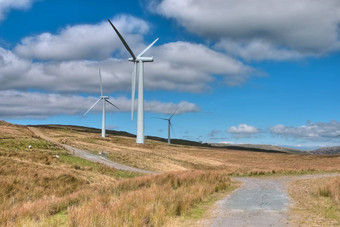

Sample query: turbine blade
[170,121,175,137]
[170,107,178,120]
[99,69,103,96]
[108,19,136,60]
[106,100,120,110]
[84,98,101,116]
[131,62,137,120]
[137,38,159,57]
[152,117,168,120]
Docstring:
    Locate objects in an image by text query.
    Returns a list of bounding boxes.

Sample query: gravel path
[206,173,340,227]
[209,177,289,227]
[28,127,157,175]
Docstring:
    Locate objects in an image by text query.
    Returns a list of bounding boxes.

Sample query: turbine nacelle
[128,57,154,62]
[100,96,109,99]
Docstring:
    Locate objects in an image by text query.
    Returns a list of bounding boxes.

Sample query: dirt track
[28,127,157,175]
[204,173,340,227]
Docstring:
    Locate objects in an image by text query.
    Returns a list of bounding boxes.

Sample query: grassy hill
[310,146,340,154]
[27,124,340,174]
[0,121,234,226]
[1,121,340,226]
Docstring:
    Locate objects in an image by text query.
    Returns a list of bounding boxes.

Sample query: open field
[32,124,340,174]
[1,121,340,226]
[0,122,233,226]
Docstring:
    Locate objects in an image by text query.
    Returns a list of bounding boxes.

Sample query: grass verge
[288,176,340,226]
[68,170,233,227]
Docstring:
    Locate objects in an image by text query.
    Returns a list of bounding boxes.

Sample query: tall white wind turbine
[84,69,119,138]
[108,19,158,144]
[156,109,177,144]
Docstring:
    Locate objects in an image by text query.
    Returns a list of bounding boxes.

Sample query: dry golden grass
[318,176,340,205]
[289,177,340,227]
[68,171,232,227]
[34,125,340,174]
[1,122,340,226]
[0,122,136,226]
[0,122,234,226]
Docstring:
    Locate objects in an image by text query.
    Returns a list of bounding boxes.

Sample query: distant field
[33,124,340,174]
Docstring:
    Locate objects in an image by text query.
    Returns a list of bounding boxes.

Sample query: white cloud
[144,100,199,114]
[0,47,31,77]
[153,0,340,60]
[0,90,199,119]
[0,0,34,22]
[14,15,149,61]
[227,124,259,138]
[148,41,253,91]
[2,40,254,93]
[215,39,305,61]
[270,120,340,141]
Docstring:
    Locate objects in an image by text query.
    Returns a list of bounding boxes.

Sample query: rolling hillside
[1,121,340,226]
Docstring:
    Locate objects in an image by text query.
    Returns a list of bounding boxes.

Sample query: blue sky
[0,0,339,148]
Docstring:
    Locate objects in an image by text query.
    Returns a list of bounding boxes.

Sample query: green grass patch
[59,154,142,179]
[45,210,68,227]
[314,193,340,224]
[59,154,98,169]
[184,181,241,221]
[0,138,63,153]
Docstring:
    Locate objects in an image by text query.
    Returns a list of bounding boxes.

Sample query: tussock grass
[0,123,141,226]
[318,176,340,205]
[1,122,340,226]
[289,176,340,226]
[68,171,232,227]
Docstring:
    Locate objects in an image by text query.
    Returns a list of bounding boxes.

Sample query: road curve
[28,127,157,175]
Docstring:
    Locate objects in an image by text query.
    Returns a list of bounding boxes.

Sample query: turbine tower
[156,109,177,144]
[84,69,119,137]
[108,19,158,144]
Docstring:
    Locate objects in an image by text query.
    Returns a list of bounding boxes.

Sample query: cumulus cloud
[14,15,149,60]
[2,41,254,93]
[227,124,259,138]
[215,39,304,61]
[0,90,199,119]
[270,120,340,141]
[148,41,253,90]
[153,0,340,60]
[0,0,34,22]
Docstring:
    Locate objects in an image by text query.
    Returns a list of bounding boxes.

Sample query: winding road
[28,127,157,175]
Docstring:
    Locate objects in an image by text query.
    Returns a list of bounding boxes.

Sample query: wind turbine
[108,19,158,144]
[84,69,119,138]
[156,109,177,144]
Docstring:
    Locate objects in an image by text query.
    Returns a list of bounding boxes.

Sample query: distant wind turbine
[84,69,119,138]
[108,19,158,144]
[156,109,177,144]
